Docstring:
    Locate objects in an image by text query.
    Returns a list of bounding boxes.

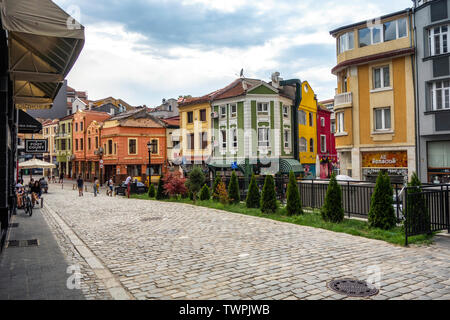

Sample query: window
[61,139,66,151]
[331,120,336,134]
[220,106,227,118]
[373,66,390,89]
[431,80,450,110]
[129,139,137,155]
[320,135,327,153]
[283,106,289,117]
[230,104,237,117]
[374,107,392,131]
[258,128,270,147]
[75,123,78,132]
[231,128,238,148]
[88,138,91,150]
[80,122,83,131]
[337,112,345,133]
[220,130,227,149]
[200,132,208,150]
[61,124,65,134]
[299,110,307,125]
[284,130,291,149]
[151,139,158,154]
[114,143,117,155]
[309,112,314,127]
[80,138,83,151]
[68,139,71,150]
[75,139,78,151]
[257,103,269,113]
[299,137,307,152]
[187,134,194,150]
[342,75,348,93]
[310,139,314,153]
[359,25,383,47]
[384,18,407,42]
[321,117,325,127]
[108,140,113,155]
[200,109,206,122]
[95,137,98,149]
[429,25,449,56]
[339,31,354,54]
[187,111,194,124]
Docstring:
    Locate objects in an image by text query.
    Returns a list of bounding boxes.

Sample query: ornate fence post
[405,186,409,246]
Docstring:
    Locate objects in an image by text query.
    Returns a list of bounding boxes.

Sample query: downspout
[280,79,302,162]
[411,6,421,182]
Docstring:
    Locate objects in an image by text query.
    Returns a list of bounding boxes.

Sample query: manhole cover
[327,279,379,297]
[7,239,39,248]
[9,223,19,228]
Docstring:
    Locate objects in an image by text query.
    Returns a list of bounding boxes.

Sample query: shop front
[427,141,450,184]
[361,151,409,184]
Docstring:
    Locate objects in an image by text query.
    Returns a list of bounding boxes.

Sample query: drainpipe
[411,6,421,182]
[280,79,302,162]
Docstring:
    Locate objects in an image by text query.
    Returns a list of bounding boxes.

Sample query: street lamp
[147,140,157,187]
[95,147,104,186]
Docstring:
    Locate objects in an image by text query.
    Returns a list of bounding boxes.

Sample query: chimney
[271,72,281,88]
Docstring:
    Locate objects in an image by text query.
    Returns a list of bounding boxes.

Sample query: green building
[56,114,74,177]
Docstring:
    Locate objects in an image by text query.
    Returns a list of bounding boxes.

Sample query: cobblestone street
[42,183,450,300]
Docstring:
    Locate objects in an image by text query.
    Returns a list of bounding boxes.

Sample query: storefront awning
[1,0,85,109]
[18,109,42,133]
[279,159,304,175]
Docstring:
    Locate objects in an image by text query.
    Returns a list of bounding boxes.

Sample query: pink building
[317,105,337,179]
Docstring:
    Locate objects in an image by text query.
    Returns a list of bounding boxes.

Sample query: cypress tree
[321,173,344,223]
[148,183,156,198]
[228,171,240,204]
[156,176,166,200]
[261,175,278,214]
[212,175,222,201]
[368,172,397,230]
[186,166,205,202]
[406,172,430,234]
[199,184,211,201]
[286,171,303,216]
[246,174,261,209]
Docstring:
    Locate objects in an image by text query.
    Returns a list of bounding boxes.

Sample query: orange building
[72,110,111,180]
[101,108,168,184]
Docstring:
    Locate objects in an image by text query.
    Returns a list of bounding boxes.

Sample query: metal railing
[334,92,352,107]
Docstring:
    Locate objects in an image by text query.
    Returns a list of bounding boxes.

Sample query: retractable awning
[18,109,42,133]
[0,0,85,109]
[279,159,304,175]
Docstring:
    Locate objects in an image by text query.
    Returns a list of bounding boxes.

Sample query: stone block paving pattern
[43,184,450,300]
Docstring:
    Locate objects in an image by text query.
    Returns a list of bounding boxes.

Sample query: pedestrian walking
[59,172,64,184]
[125,175,132,198]
[77,175,84,197]
[107,178,114,197]
[93,177,99,197]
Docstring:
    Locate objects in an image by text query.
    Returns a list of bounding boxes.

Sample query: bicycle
[19,189,33,217]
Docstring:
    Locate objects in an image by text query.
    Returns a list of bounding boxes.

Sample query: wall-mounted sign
[362,151,408,168]
[25,139,48,154]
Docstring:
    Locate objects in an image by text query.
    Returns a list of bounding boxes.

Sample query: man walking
[93,177,99,197]
[77,175,84,197]
[125,175,132,198]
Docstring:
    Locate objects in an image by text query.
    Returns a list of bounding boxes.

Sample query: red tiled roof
[162,116,180,127]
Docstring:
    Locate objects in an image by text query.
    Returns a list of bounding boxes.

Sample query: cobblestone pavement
[43,183,450,300]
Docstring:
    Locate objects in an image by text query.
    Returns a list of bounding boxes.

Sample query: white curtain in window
[428,141,450,168]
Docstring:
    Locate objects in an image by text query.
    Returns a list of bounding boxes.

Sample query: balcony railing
[334,92,352,107]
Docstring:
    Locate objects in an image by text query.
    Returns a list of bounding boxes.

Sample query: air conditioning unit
[211,111,219,119]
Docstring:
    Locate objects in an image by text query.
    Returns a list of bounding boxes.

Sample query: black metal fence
[404,185,450,245]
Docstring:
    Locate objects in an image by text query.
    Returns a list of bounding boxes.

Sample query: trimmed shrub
[148,183,156,198]
[261,175,278,214]
[286,171,303,216]
[321,173,344,223]
[163,171,187,198]
[199,184,211,201]
[212,175,222,201]
[368,172,397,230]
[213,180,230,205]
[246,174,261,209]
[186,166,205,201]
[228,171,240,204]
[156,175,166,200]
[406,172,431,234]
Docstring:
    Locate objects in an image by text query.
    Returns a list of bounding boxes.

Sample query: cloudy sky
[55,0,412,107]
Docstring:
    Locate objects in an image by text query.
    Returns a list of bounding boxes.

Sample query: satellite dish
[240,68,244,78]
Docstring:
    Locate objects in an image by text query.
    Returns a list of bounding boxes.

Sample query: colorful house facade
[317,104,337,179]
[56,114,74,178]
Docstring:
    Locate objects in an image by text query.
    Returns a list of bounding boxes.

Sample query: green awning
[279,159,304,174]
[208,159,247,172]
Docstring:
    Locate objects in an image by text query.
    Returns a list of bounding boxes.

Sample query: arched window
[299,137,307,152]
[310,138,314,152]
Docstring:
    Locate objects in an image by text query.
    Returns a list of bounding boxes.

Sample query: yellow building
[330,9,416,184]
[298,81,318,178]
[42,119,59,176]
[178,94,214,173]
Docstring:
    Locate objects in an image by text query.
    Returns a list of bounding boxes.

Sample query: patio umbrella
[19,159,56,179]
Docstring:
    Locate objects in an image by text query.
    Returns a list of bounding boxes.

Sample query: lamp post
[95,147,104,186]
[147,140,157,187]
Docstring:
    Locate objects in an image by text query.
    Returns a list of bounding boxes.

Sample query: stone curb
[42,203,134,300]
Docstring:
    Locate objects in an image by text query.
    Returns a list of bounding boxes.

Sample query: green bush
[199,184,211,201]
[261,175,278,214]
[368,172,397,230]
[156,176,166,200]
[228,171,240,204]
[246,174,261,209]
[212,175,222,201]
[148,183,156,198]
[406,172,431,234]
[321,173,344,223]
[189,191,194,201]
[286,171,303,216]
[186,166,205,201]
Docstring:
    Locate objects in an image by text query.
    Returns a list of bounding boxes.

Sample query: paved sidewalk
[0,207,85,300]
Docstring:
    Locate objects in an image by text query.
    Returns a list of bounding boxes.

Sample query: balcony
[334,92,353,108]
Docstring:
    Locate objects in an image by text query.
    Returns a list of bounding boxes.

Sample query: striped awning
[279,159,304,174]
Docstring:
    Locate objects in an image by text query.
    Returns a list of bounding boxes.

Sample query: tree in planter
[186,166,205,202]
[246,174,261,209]
[321,173,344,223]
[163,171,187,198]
[286,171,303,216]
[199,184,211,201]
[213,180,230,205]
[406,172,430,234]
[212,175,222,201]
[368,171,397,230]
[155,175,166,200]
[148,183,156,198]
[261,175,278,214]
[228,171,240,204]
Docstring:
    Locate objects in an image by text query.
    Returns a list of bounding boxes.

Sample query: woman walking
[93,177,99,197]
[77,175,84,197]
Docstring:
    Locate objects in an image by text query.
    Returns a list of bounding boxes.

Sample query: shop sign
[362,151,408,168]
[25,139,48,154]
